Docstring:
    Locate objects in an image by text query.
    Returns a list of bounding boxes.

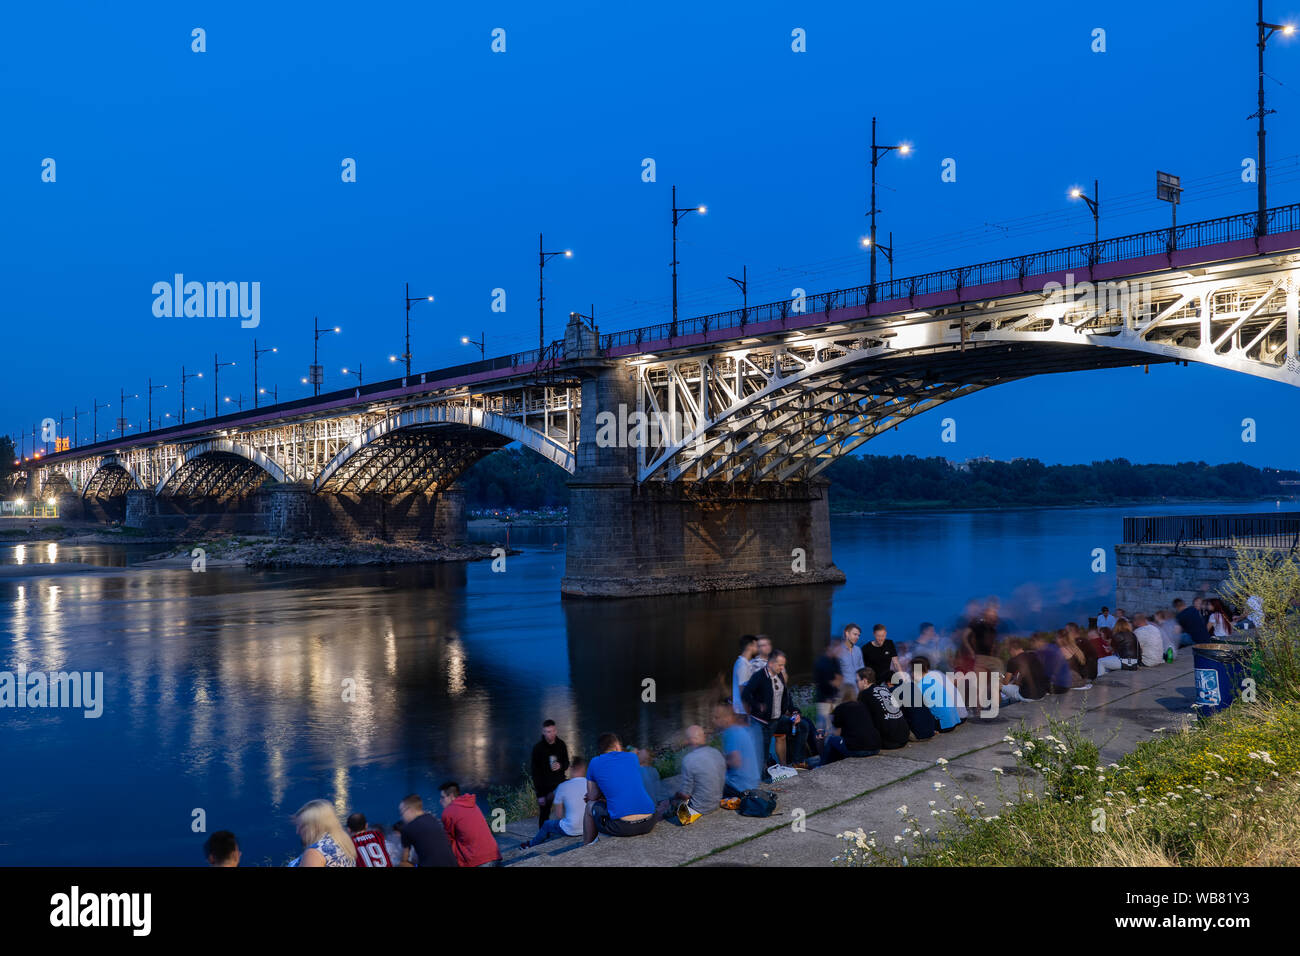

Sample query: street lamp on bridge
[1254,3,1295,236]
[538,233,572,356]
[253,339,277,408]
[1070,180,1100,251]
[181,366,202,424]
[92,398,111,444]
[213,354,235,412]
[341,364,364,386]
[868,117,911,299]
[671,185,706,338]
[147,379,168,431]
[259,385,278,404]
[861,232,895,285]
[117,388,138,438]
[310,317,340,396]
[727,266,749,324]
[400,285,435,378]
[223,394,247,411]
[461,332,485,359]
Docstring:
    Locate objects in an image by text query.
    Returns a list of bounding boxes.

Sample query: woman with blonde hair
[288,799,356,867]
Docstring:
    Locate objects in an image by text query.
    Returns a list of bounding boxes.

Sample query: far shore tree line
[456,447,1300,513]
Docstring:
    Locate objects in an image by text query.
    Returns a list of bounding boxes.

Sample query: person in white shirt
[1097,606,1117,630]
[732,634,758,715]
[520,757,588,849]
[1133,613,1165,666]
[1155,609,1181,653]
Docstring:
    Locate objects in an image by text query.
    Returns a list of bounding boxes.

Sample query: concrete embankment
[501,654,1196,867]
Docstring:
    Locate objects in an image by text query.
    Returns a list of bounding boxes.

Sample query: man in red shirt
[438,782,502,867]
[346,813,393,868]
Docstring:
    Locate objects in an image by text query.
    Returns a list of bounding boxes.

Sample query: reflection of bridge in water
[21,203,1300,595]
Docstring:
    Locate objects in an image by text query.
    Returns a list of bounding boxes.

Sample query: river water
[0,499,1284,865]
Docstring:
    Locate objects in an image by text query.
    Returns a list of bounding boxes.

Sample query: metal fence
[598,201,1300,351]
[1123,512,1300,549]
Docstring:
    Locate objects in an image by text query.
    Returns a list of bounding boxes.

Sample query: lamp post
[868,117,911,298]
[311,317,340,396]
[1070,180,1100,255]
[70,406,86,448]
[671,185,706,337]
[253,339,277,408]
[341,364,364,386]
[181,366,203,424]
[223,394,247,411]
[460,333,485,359]
[147,378,168,431]
[118,388,138,438]
[861,231,896,285]
[213,354,235,411]
[538,233,572,356]
[401,285,434,377]
[92,398,111,443]
[727,265,748,325]
[1254,5,1295,235]
[259,385,278,404]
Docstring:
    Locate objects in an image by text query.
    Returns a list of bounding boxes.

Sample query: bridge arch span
[81,457,146,499]
[154,439,290,497]
[313,405,574,494]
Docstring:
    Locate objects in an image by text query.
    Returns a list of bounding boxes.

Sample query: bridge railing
[597,201,1300,352]
[1123,512,1300,549]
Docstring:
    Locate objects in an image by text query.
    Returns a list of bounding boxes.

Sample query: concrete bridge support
[561,365,845,597]
[264,481,467,543]
[124,489,158,529]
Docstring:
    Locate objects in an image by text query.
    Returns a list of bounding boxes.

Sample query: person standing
[742,650,812,771]
[834,624,866,692]
[813,636,844,736]
[862,624,901,685]
[530,719,570,833]
[732,634,758,715]
[1173,598,1210,646]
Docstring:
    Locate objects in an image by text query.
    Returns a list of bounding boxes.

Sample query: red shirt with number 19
[352,829,393,868]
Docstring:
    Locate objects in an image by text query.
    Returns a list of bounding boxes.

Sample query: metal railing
[1124,512,1300,549]
[597,202,1300,351]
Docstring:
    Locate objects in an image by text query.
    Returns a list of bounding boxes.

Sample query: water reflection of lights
[46,543,57,562]
[14,545,25,565]
[47,585,59,610]
[446,637,467,696]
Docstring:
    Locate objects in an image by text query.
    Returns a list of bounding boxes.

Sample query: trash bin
[1192,643,1248,715]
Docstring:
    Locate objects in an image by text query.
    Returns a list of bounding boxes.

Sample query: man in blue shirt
[713,701,761,796]
[582,733,657,845]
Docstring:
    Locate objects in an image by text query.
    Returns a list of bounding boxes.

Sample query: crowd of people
[200,594,1258,866]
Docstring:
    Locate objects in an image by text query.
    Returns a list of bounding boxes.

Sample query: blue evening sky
[3,0,1300,468]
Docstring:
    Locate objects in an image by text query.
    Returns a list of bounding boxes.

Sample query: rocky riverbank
[134,534,512,569]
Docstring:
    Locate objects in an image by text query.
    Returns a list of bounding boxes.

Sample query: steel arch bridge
[25,202,1300,504]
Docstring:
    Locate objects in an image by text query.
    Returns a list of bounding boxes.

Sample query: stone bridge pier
[561,363,845,598]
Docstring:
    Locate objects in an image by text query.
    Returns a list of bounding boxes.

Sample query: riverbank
[503,653,1199,866]
[136,535,513,569]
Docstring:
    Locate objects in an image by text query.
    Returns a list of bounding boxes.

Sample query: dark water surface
[0,500,1283,865]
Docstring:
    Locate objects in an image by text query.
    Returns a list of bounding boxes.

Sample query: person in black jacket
[742,651,812,773]
[858,667,910,750]
[530,719,570,833]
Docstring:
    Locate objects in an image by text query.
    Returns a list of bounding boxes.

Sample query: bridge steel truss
[634,253,1300,483]
[42,381,581,501]
[31,249,1300,497]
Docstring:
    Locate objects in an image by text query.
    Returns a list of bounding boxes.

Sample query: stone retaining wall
[1114,542,1236,611]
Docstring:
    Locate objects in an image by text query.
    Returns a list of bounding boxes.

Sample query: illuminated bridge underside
[315,425,507,495]
[639,259,1300,481]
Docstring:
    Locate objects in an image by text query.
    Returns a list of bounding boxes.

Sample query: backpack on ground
[737,789,778,817]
